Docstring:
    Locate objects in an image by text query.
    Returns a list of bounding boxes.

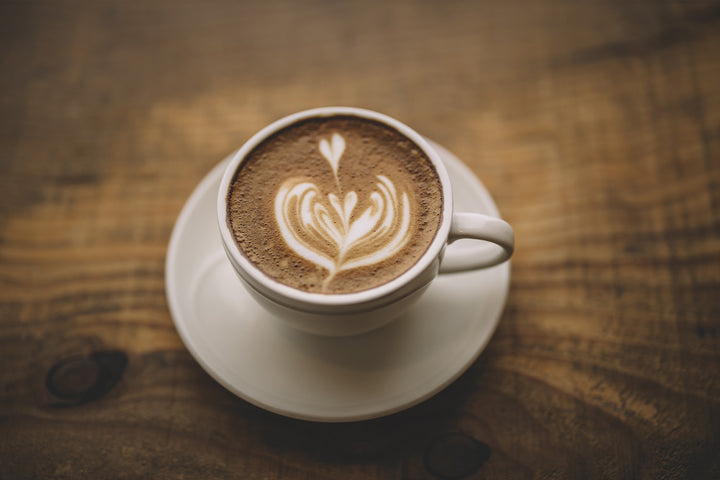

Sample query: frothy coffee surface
[226,115,443,294]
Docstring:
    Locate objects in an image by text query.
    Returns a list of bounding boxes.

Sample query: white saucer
[165,141,510,422]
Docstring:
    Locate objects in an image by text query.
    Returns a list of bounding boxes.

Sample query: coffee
[226,115,443,294]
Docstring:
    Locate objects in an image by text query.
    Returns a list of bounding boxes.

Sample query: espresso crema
[226,116,443,294]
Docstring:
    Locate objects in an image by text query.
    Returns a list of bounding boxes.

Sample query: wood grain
[1,1,719,478]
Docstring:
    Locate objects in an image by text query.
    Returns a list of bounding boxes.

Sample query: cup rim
[217,106,454,308]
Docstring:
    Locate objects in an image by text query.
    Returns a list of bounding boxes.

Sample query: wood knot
[46,351,127,406]
[423,433,491,479]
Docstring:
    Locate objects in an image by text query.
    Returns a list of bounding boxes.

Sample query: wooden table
[2,1,719,478]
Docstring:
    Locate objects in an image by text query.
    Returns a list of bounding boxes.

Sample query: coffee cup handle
[439,213,515,273]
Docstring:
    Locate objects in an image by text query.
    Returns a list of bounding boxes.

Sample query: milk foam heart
[274,133,412,289]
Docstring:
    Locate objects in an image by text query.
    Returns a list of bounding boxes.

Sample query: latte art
[275,134,412,288]
[226,115,443,294]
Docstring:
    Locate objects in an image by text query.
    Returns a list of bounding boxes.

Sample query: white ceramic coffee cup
[217,107,514,336]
